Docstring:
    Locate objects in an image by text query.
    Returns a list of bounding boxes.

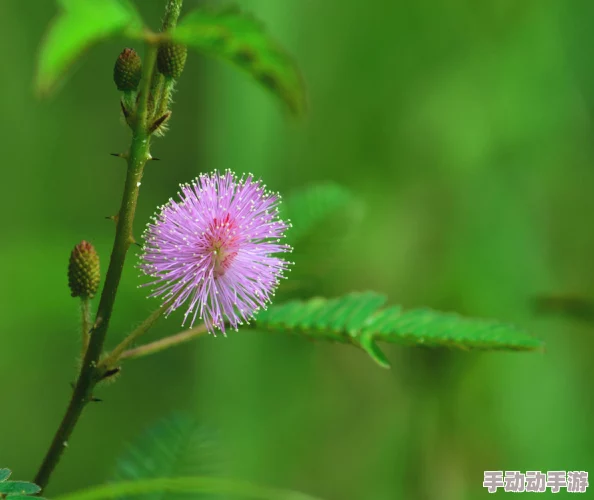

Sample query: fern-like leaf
[251,292,543,368]
[282,183,362,243]
[54,477,324,500]
[111,414,220,500]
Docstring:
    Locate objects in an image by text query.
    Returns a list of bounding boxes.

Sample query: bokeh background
[2,0,594,498]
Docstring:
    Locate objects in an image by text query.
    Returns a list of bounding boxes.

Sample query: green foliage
[36,0,143,96]
[4,497,41,500]
[283,183,362,243]
[532,294,594,322]
[0,482,40,495]
[171,7,306,116]
[35,2,306,117]
[54,477,324,500]
[252,292,544,368]
[112,414,220,500]
[0,469,44,499]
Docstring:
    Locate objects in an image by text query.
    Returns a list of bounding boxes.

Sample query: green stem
[33,43,158,493]
[80,298,91,359]
[120,323,208,361]
[98,304,168,370]
[150,0,183,118]
[162,0,183,31]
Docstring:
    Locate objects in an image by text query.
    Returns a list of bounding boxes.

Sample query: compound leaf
[53,477,324,500]
[252,292,543,368]
[283,183,362,243]
[112,414,220,500]
[172,7,306,116]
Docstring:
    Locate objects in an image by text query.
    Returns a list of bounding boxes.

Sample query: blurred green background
[2,0,594,498]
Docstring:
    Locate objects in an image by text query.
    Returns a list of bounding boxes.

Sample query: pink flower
[140,171,291,334]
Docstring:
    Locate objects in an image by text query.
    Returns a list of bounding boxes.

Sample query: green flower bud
[68,241,100,299]
[157,43,188,79]
[114,48,142,91]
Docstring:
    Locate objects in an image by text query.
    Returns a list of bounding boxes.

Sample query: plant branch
[121,323,209,361]
[98,304,168,370]
[34,42,159,493]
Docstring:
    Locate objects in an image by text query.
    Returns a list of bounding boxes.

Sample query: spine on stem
[34,44,158,492]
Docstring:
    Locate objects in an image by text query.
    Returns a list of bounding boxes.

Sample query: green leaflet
[282,183,363,243]
[252,292,544,368]
[0,480,41,496]
[53,477,324,500]
[0,469,43,498]
[0,469,44,498]
[111,414,220,500]
[36,0,144,96]
[171,7,306,116]
[0,469,11,482]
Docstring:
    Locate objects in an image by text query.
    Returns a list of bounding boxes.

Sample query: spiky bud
[157,43,187,79]
[114,48,142,91]
[68,241,100,299]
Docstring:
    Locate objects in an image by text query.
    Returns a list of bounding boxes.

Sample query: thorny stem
[34,1,184,491]
[121,323,209,361]
[33,42,159,493]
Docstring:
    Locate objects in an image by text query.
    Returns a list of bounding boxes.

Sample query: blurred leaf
[171,6,306,116]
[283,183,363,243]
[36,0,144,96]
[252,292,544,368]
[532,294,594,322]
[6,496,48,500]
[112,414,220,500]
[0,481,41,495]
[54,477,324,500]
[0,469,11,481]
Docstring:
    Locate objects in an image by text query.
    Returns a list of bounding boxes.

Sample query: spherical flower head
[139,171,292,334]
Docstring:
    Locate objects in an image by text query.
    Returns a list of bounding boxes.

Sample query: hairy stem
[33,43,158,493]
[150,0,183,117]
[80,299,91,359]
[162,0,183,31]
[121,323,208,361]
[98,304,168,370]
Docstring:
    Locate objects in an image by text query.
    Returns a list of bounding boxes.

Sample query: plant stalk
[98,304,168,370]
[121,323,208,361]
[34,1,184,490]
[80,298,91,359]
[33,42,158,493]
[150,0,183,118]
[162,0,183,31]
